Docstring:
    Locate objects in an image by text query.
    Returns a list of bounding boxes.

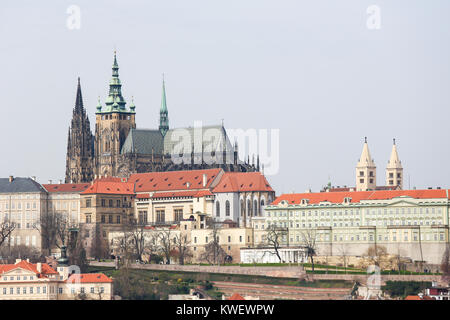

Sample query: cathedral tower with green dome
[94,51,136,178]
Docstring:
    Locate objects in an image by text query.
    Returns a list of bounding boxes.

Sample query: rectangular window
[156,210,165,223]
[86,199,91,208]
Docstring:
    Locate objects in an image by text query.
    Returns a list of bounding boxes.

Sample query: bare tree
[300,229,317,272]
[200,224,226,265]
[157,228,174,264]
[0,219,15,248]
[34,211,58,256]
[264,224,287,263]
[364,245,390,270]
[173,233,192,265]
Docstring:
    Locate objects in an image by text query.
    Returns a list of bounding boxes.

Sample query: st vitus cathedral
[65,52,257,183]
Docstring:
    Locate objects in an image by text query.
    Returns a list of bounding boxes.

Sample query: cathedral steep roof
[121,129,164,155]
[212,172,274,193]
[163,125,233,155]
[129,168,223,192]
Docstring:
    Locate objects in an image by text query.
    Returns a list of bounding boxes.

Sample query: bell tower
[355,137,377,191]
[385,138,403,189]
[94,51,136,177]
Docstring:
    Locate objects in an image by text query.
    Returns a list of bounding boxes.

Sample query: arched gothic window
[225,201,230,216]
[216,201,220,217]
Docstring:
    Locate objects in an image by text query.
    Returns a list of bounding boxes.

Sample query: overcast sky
[0,0,449,195]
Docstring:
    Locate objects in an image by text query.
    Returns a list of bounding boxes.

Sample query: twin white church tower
[355,137,403,191]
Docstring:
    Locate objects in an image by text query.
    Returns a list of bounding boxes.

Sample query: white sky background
[0,0,449,195]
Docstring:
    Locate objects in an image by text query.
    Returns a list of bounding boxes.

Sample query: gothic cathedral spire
[159,74,169,137]
[65,77,94,183]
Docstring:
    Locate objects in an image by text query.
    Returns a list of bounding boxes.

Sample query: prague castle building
[65,52,256,183]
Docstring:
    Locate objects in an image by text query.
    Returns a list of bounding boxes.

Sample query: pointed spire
[102,50,129,113]
[160,74,168,113]
[74,77,83,113]
[357,137,375,167]
[387,138,402,169]
[159,74,169,137]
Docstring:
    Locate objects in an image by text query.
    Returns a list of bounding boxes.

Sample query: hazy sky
[1,0,449,195]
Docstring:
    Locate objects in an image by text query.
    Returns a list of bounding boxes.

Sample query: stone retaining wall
[90,261,445,285]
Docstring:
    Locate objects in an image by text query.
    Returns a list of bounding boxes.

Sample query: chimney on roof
[15,259,21,264]
[48,180,52,184]
[31,176,36,181]
[202,174,207,187]
[59,179,62,184]
[437,187,441,190]
[37,262,42,273]
[9,176,13,183]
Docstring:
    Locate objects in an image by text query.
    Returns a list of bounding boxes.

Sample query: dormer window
[343,197,352,204]
[301,199,309,205]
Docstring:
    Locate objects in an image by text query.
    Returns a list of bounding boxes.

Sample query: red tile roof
[227,293,245,300]
[66,273,112,283]
[94,177,127,183]
[272,189,450,205]
[129,169,222,192]
[43,183,90,193]
[212,172,274,193]
[151,190,214,199]
[405,295,435,300]
[81,181,135,195]
[0,260,58,277]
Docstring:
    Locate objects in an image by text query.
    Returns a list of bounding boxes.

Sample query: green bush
[382,281,431,298]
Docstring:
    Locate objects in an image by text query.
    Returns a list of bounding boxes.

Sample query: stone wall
[90,261,445,285]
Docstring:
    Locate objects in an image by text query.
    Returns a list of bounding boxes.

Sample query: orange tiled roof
[81,181,135,195]
[272,189,450,205]
[66,273,112,283]
[212,172,274,193]
[151,190,213,199]
[0,260,58,276]
[405,295,435,300]
[228,293,245,300]
[94,177,127,183]
[129,169,222,192]
[43,183,90,193]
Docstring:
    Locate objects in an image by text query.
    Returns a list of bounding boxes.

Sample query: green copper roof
[159,75,169,136]
[97,51,135,114]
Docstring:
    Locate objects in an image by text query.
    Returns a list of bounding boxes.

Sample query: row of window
[268,207,443,217]
[0,286,105,295]
[2,275,35,281]
[1,286,47,295]
[0,202,38,210]
[193,235,249,244]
